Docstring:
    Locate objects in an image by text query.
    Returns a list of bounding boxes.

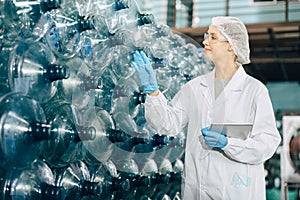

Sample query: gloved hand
[201,126,228,148]
[131,50,158,94]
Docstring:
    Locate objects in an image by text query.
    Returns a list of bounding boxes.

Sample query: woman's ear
[228,45,234,52]
[228,39,238,52]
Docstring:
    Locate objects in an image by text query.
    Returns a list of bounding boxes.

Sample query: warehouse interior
[0,0,300,199]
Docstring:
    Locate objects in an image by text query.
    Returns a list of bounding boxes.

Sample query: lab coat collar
[199,64,247,92]
[227,63,247,91]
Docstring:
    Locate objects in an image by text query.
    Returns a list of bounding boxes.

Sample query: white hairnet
[211,16,250,64]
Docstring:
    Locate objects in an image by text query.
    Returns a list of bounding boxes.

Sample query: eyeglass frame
[203,32,228,44]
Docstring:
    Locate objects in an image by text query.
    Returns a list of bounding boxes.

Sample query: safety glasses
[203,33,228,44]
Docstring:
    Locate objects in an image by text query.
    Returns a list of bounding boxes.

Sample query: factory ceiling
[174,21,300,84]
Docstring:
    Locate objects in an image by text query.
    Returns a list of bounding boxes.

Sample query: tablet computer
[210,123,253,140]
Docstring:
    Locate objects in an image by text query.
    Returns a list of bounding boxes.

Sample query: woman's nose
[202,40,208,46]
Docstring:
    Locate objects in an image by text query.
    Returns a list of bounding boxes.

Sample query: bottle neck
[40,183,67,200]
[132,91,146,105]
[44,65,70,82]
[29,122,57,141]
[40,0,62,13]
[107,128,149,144]
[137,13,154,26]
[80,180,99,197]
[115,0,130,11]
[82,76,102,91]
[77,16,96,32]
[75,126,96,142]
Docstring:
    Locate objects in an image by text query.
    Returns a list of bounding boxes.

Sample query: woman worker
[131,16,281,200]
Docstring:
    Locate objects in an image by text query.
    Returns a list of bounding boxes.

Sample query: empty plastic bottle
[0,92,56,168]
[54,160,129,199]
[80,108,115,166]
[40,100,96,168]
[111,74,145,118]
[54,160,97,199]
[82,160,130,199]
[0,159,66,200]
[3,41,69,103]
[0,0,57,41]
[54,56,101,110]
[134,159,158,198]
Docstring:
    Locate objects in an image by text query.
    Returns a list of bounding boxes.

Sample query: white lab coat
[144,66,281,200]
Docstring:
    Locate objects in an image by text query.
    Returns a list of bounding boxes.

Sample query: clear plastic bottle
[111,74,145,118]
[6,41,69,103]
[106,11,154,34]
[0,0,57,41]
[134,159,158,198]
[0,92,56,168]
[0,159,66,200]
[83,160,130,199]
[82,30,135,73]
[54,160,98,199]
[55,160,129,199]
[80,108,115,166]
[43,12,82,59]
[168,159,184,199]
[40,100,96,168]
[43,1,96,59]
[113,158,146,200]
[151,159,173,198]
[54,56,101,110]
[91,0,152,34]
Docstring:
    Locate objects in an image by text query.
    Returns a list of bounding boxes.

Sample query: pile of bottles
[0,0,212,199]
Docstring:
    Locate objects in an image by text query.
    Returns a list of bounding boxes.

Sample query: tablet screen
[210,123,253,140]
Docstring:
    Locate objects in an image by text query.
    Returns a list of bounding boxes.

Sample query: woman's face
[202,25,231,63]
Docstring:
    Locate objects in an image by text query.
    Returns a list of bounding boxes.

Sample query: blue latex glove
[201,126,228,148]
[131,50,158,93]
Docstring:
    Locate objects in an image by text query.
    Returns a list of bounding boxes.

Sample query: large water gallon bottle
[133,158,158,199]
[80,108,115,166]
[1,41,69,103]
[151,158,173,198]
[93,0,153,34]
[53,56,102,110]
[83,30,135,74]
[166,131,186,164]
[0,159,66,200]
[84,160,119,199]
[0,92,57,168]
[79,18,110,69]
[0,0,60,41]
[40,100,96,168]
[54,160,129,199]
[111,74,145,118]
[130,22,170,50]
[54,160,98,199]
[168,159,184,199]
[113,158,156,200]
[43,0,97,59]
[82,160,130,200]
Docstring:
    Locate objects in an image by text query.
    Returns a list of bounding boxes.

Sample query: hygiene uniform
[144,65,281,200]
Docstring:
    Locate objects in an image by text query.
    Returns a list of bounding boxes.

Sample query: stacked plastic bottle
[0,0,213,199]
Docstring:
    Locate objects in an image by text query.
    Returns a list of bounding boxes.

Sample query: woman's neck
[214,61,238,79]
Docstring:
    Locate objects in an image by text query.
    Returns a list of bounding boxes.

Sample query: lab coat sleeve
[144,89,189,136]
[223,87,281,165]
